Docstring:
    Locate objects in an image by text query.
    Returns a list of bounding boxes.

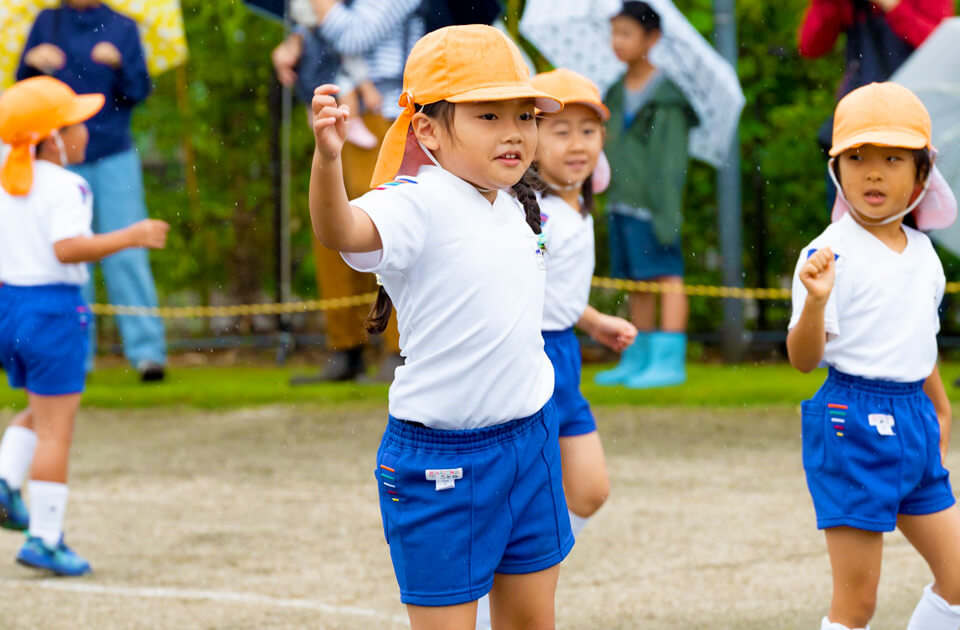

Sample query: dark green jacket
[604,75,697,245]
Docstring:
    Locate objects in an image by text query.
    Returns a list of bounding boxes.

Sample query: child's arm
[309,84,381,252]
[53,219,168,264]
[924,364,952,463]
[577,306,637,353]
[786,247,835,372]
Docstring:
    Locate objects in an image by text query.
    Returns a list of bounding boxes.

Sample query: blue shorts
[374,400,574,606]
[543,329,596,437]
[0,284,89,396]
[802,369,956,532]
[608,212,684,280]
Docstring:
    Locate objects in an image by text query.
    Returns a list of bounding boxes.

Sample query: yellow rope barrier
[86,278,960,319]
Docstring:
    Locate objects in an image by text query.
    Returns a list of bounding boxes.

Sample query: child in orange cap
[0,76,168,576]
[474,67,637,630]
[309,24,573,628]
[787,82,960,630]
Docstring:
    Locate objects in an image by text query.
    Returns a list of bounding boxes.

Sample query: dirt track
[0,404,950,629]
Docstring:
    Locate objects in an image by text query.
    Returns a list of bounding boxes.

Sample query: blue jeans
[70,149,166,369]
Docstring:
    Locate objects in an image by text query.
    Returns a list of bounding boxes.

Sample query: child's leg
[658,275,688,332]
[0,409,37,489]
[407,601,478,630]
[488,565,561,630]
[628,291,656,331]
[824,527,883,628]
[27,392,80,547]
[559,432,610,533]
[899,508,960,629]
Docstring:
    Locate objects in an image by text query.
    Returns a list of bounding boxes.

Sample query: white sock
[821,617,869,630]
[569,510,589,538]
[0,426,37,489]
[907,583,960,630]
[28,481,68,547]
[475,593,491,630]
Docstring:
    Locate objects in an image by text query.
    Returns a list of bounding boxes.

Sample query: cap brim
[446,85,563,113]
[63,93,106,127]
[537,99,610,122]
[829,129,929,156]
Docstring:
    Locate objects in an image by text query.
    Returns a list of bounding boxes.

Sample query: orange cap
[830,82,932,157]
[0,76,104,196]
[370,24,562,188]
[531,68,610,122]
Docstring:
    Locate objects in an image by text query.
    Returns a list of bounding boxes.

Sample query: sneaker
[137,360,166,383]
[0,479,28,531]
[17,535,91,576]
[344,117,379,149]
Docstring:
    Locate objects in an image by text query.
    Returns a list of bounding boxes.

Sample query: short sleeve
[788,245,840,338]
[934,251,946,334]
[341,180,428,274]
[48,178,94,244]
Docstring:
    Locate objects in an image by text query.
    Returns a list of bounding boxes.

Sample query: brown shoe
[290,348,364,385]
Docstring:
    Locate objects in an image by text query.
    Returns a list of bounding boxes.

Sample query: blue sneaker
[0,479,29,531]
[16,535,91,576]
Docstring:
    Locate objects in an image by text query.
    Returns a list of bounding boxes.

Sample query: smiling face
[413,99,538,197]
[836,144,921,223]
[535,104,605,189]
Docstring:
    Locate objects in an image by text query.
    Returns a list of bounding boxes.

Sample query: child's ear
[411,112,441,152]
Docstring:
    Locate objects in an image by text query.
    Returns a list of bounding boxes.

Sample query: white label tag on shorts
[425,468,462,491]
[868,414,896,436]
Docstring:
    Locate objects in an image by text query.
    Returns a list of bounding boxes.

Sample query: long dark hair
[364,100,546,335]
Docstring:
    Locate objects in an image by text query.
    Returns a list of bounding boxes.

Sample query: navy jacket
[17,5,151,163]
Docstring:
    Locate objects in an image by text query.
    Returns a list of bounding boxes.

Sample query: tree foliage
[132,0,959,337]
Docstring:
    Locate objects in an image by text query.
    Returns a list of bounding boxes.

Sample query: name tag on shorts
[868,414,896,436]
[425,468,463,491]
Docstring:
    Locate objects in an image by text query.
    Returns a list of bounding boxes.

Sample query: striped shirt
[321,0,424,119]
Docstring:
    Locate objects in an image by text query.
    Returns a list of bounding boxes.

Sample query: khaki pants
[313,113,400,352]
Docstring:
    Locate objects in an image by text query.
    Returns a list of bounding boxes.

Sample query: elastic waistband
[386,404,550,451]
[827,368,924,396]
[542,328,575,340]
[0,284,83,299]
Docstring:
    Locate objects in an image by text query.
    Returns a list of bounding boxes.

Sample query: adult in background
[17,0,167,382]
[798,0,952,199]
[272,0,424,382]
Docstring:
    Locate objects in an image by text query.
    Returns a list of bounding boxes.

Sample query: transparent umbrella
[519,0,744,168]
[891,18,960,255]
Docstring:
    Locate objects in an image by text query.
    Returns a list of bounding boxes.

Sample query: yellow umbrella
[0,0,188,89]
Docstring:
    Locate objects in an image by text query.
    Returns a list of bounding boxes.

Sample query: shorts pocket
[375,445,403,545]
[801,400,826,473]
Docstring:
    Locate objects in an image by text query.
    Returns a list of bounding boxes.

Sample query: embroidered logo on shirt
[78,184,91,204]
[806,248,840,261]
[425,468,462,491]
[375,176,419,191]
[868,414,896,436]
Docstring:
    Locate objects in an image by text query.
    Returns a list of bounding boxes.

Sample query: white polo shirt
[343,166,555,429]
[539,193,595,331]
[0,160,93,286]
[789,213,944,382]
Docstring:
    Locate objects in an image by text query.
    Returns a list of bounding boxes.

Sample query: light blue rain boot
[624,332,687,389]
[595,332,650,386]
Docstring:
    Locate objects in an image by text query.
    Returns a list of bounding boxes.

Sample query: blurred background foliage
[130,0,960,344]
